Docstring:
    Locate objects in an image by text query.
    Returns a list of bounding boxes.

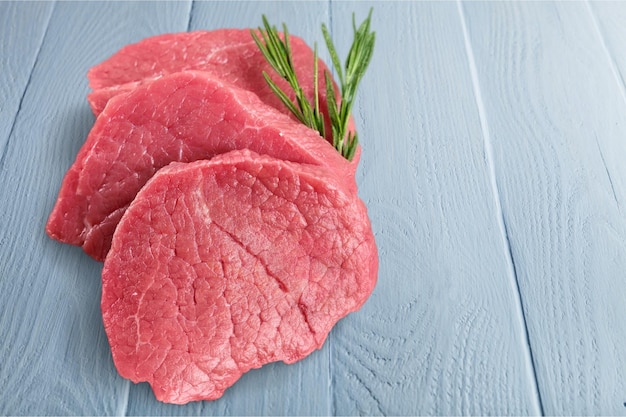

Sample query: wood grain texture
[329,2,539,415]
[2,1,626,415]
[589,1,626,114]
[0,1,53,163]
[462,2,626,414]
[0,2,191,414]
[589,1,626,199]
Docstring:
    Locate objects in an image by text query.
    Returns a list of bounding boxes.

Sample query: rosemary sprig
[251,10,375,161]
[251,16,326,140]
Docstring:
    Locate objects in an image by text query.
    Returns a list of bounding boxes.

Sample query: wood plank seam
[456,1,545,414]
[592,133,621,213]
[586,1,626,114]
[0,1,56,172]
[186,0,195,32]
[586,1,624,214]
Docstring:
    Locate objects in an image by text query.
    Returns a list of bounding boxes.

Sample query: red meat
[101,150,378,404]
[46,71,356,261]
[87,29,357,152]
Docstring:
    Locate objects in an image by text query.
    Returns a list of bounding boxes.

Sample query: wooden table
[2,1,626,414]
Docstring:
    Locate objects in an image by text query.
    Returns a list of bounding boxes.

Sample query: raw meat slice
[88,30,274,89]
[46,71,356,261]
[101,150,378,404]
[86,29,358,156]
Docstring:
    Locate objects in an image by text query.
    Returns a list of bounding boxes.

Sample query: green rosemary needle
[251,10,375,161]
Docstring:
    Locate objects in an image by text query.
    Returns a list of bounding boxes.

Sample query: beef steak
[101,150,378,404]
[86,29,356,151]
[46,71,356,261]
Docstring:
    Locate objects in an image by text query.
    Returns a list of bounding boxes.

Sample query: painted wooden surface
[1,1,626,415]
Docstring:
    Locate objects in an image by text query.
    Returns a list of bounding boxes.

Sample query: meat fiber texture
[46,71,357,261]
[47,27,378,405]
[101,150,378,404]
[86,29,359,161]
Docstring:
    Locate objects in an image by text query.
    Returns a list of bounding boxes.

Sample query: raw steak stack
[47,29,377,404]
[86,29,358,154]
[46,71,357,261]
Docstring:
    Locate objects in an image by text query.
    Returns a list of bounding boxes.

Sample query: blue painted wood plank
[588,1,626,208]
[0,1,53,162]
[589,1,626,101]
[124,2,335,415]
[0,2,191,415]
[328,2,539,415]
[3,1,625,415]
[462,2,626,414]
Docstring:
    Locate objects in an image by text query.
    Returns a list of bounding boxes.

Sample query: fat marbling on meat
[101,150,378,404]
